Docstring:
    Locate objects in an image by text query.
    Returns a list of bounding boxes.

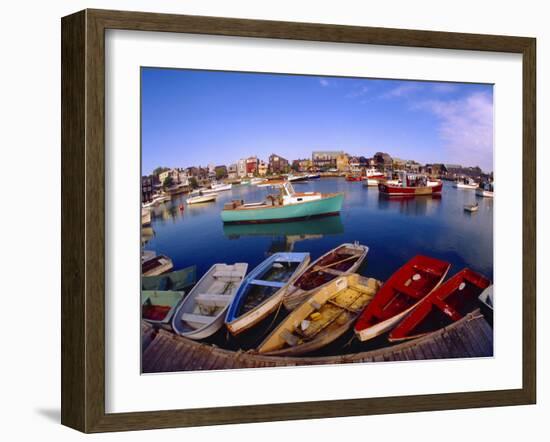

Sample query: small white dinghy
[171,263,248,340]
[186,190,218,204]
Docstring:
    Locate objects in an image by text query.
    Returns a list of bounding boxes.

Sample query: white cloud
[319,78,330,87]
[432,83,457,94]
[346,85,369,99]
[381,83,423,99]
[415,92,494,171]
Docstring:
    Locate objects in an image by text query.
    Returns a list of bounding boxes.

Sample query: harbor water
[143,178,493,284]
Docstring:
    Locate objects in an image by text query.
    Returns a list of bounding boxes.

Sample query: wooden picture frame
[61,9,536,433]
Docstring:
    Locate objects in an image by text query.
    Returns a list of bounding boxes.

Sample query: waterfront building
[373,152,393,170]
[258,160,268,176]
[348,156,361,173]
[292,158,312,172]
[336,153,350,172]
[423,163,447,177]
[268,153,289,174]
[228,163,238,179]
[159,168,187,186]
[237,159,247,178]
[141,176,154,202]
[312,150,344,171]
[246,156,259,176]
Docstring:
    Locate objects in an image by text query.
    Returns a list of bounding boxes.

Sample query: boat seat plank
[314,267,344,276]
[213,270,242,280]
[249,279,286,288]
[396,284,422,299]
[195,293,233,308]
[181,313,213,328]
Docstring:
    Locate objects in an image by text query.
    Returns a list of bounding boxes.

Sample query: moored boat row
[143,242,491,357]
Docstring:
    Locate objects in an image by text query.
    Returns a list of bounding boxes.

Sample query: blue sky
[141,68,493,174]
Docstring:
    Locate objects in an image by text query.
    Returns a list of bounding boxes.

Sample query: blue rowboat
[225,252,310,335]
[221,181,344,224]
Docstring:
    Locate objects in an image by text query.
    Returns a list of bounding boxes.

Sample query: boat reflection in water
[223,215,345,252]
[377,193,442,216]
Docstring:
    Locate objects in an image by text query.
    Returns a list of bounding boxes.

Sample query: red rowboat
[388,268,490,342]
[354,255,451,342]
[345,175,363,182]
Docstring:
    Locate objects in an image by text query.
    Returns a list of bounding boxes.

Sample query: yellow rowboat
[257,274,381,356]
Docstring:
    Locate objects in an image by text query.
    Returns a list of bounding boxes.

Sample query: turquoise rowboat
[221,181,344,223]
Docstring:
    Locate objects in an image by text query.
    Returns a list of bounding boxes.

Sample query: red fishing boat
[378,172,443,196]
[345,174,363,182]
[389,268,490,342]
[354,255,451,342]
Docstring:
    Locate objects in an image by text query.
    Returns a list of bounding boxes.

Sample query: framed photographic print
[61,9,536,433]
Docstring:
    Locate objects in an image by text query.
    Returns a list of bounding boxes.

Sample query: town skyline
[142,68,494,175]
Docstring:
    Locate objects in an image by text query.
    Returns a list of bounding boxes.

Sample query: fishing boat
[142,265,197,291]
[142,290,185,328]
[141,208,151,226]
[142,193,170,208]
[258,274,381,356]
[476,182,494,198]
[171,263,248,340]
[142,250,174,276]
[186,190,218,204]
[210,182,232,192]
[453,177,478,189]
[221,181,344,224]
[250,177,268,185]
[225,252,311,335]
[307,173,321,179]
[378,172,443,196]
[282,242,369,311]
[478,285,494,311]
[354,255,451,342]
[389,269,490,342]
[345,174,363,182]
[366,168,385,179]
[287,174,310,182]
[464,202,479,212]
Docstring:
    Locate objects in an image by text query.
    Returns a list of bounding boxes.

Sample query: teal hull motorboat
[221,181,344,224]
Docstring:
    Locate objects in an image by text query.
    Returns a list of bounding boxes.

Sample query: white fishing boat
[476,182,494,198]
[453,177,478,189]
[250,177,268,185]
[171,263,248,339]
[142,193,170,208]
[186,190,218,204]
[210,182,233,192]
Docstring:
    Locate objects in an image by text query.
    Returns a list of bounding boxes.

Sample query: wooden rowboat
[225,252,310,335]
[141,250,174,276]
[258,274,381,356]
[388,268,491,342]
[141,290,185,329]
[142,265,197,292]
[354,255,451,342]
[171,263,248,340]
[282,243,369,311]
[478,285,494,311]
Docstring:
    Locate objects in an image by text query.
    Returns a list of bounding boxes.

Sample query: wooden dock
[142,310,493,373]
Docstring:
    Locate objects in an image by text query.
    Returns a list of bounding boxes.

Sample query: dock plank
[140,312,492,372]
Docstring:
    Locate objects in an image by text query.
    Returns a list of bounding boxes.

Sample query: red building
[246,156,259,175]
